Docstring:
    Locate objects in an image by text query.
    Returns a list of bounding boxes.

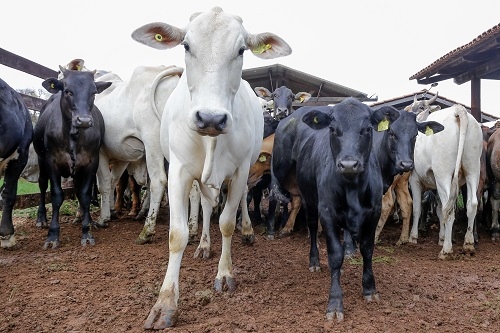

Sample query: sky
[1,1,500,117]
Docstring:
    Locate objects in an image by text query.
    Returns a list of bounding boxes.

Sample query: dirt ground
[1,203,499,333]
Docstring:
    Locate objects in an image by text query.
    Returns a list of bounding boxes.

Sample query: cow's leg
[409,176,423,244]
[113,170,129,216]
[213,167,249,293]
[74,173,96,246]
[395,174,412,245]
[135,184,150,220]
[188,180,201,242]
[127,174,142,217]
[36,159,49,229]
[308,208,321,272]
[265,196,278,239]
[374,187,394,243]
[359,215,379,303]
[144,163,191,329]
[319,208,344,321]
[239,185,255,244]
[436,181,455,259]
[280,194,301,237]
[96,153,113,227]
[463,178,479,253]
[44,173,64,249]
[491,182,500,240]
[194,190,212,259]
[0,157,26,248]
[136,150,168,244]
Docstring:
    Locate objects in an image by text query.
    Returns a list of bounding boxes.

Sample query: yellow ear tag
[377,118,389,131]
[313,116,319,124]
[76,65,81,70]
[50,83,55,89]
[425,126,434,136]
[299,96,305,103]
[155,34,163,42]
[259,155,267,162]
[252,43,272,54]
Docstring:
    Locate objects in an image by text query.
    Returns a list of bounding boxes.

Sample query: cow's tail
[149,66,184,121]
[444,105,468,216]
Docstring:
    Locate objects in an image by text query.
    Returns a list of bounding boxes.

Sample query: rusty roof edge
[409,23,500,80]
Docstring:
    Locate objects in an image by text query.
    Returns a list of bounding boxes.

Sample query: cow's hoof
[491,231,499,241]
[266,233,275,240]
[438,250,452,260]
[135,234,153,245]
[144,306,179,330]
[462,243,475,254]
[326,311,344,322]
[214,276,236,293]
[43,240,60,249]
[279,229,292,238]
[94,221,109,229]
[81,236,96,246]
[194,247,211,259]
[396,238,408,246]
[241,233,255,245]
[35,220,48,228]
[0,234,17,249]
[309,265,321,272]
[364,293,380,302]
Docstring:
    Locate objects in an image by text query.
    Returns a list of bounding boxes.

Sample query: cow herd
[0,6,499,330]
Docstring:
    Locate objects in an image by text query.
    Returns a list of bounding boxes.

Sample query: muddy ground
[1,204,499,333]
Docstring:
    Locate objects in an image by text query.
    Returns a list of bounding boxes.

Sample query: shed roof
[409,23,500,85]
[242,64,377,106]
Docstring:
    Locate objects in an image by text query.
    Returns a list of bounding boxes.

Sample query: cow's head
[132,6,292,136]
[302,99,379,175]
[407,92,440,122]
[43,67,111,129]
[255,86,311,120]
[373,106,445,173]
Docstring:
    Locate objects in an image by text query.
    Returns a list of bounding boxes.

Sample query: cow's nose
[74,116,93,128]
[338,158,360,173]
[399,161,414,171]
[195,112,227,132]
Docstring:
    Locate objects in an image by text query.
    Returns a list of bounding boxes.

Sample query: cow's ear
[302,110,330,130]
[131,22,185,50]
[372,106,400,132]
[417,121,445,136]
[255,87,272,100]
[247,32,292,59]
[42,78,63,94]
[96,81,112,94]
[294,92,311,103]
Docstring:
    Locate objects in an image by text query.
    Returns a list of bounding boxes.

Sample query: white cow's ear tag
[377,118,389,131]
[425,126,434,136]
[259,155,267,162]
[252,43,271,54]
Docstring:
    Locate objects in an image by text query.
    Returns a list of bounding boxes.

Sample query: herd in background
[1,6,499,330]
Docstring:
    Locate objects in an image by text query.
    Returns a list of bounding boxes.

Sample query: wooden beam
[0,48,57,79]
[454,56,500,84]
[293,96,378,107]
[471,78,481,122]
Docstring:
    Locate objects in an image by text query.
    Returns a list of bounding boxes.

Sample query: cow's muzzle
[195,112,227,135]
[337,157,363,174]
[73,116,93,128]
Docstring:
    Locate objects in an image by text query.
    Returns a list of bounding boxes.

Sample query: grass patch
[0,179,40,195]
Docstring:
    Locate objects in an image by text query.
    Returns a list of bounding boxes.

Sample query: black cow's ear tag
[377,118,389,132]
[425,126,434,136]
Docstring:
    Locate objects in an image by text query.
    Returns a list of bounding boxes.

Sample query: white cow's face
[132,6,292,136]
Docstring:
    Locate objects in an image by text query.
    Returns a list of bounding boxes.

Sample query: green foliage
[0,179,40,195]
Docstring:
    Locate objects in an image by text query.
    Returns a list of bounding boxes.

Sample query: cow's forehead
[187,8,245,39]
[392,111,418,134]
[63,71,95,87]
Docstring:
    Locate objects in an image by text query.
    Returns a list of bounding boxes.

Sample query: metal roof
[409,23,500,85]
[242,64,377,106]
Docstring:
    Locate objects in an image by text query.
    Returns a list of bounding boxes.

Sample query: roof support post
[471,78,481,122]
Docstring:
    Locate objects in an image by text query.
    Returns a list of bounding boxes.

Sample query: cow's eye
[238,46,246,56]
[182,42,190,52]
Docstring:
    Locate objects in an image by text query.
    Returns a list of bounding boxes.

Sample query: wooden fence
[1,48,76,209]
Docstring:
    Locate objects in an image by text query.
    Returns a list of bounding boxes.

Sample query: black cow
[33,67,110,248]
[0,78,34,248]
[255,85,311,120]
[270,98,444,322]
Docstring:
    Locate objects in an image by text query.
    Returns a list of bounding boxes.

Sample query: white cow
[409,104,483,259]
[132,6,292,329]
[93,65,183,244]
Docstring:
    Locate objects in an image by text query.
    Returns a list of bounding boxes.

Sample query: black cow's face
[42,68,111,129]
[302,100,374,175]
[272,86,294,120]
